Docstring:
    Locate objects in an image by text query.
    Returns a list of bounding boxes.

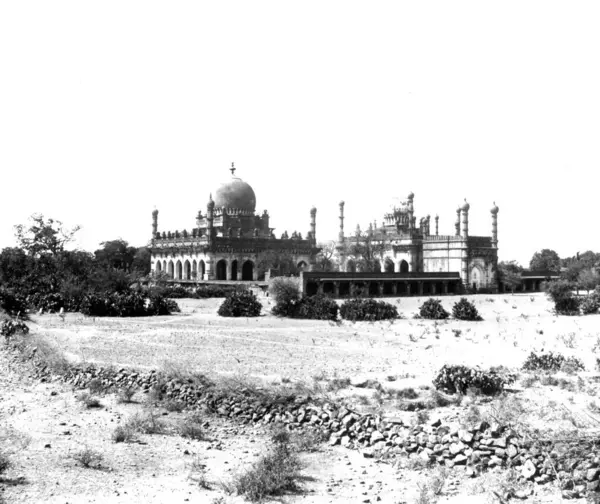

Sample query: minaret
[338,201,345,242]
[426,215,431,236]
[152,208,158,236]
[491,202,499,247]
[310,206,317,244]
[207,194,215,242]
[435,215,439,236]
[461,199,470,238]
[407,191,415,231]
[455,207,461,236]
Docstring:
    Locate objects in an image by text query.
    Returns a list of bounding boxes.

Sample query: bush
[80,291,179,317]
[339,298,399,321]
[1,319,29,339]
[554,296,580,316]
[218,290,262,317]
[0,451,10,474]
[580,295,599,315]
[0,288,28,316]
[522,351,585,373]
[419,298,449,320]
[451,298,482,321]
[268,277,301,305]
[433,364,517,395]
[273,294,338,321]
[72,447,103,468]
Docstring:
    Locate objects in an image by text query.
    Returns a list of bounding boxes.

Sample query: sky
[1,1,599,266]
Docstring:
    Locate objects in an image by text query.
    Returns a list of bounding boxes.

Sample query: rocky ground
[3,292,598,503]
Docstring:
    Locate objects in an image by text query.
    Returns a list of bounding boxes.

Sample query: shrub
[339,298,399,321]
[180,412,205,440]
[80,291,179,317]
[218,290,262,317]
[72,447,103,468]
[112,424,136,443]
[580,295,599,315]
[76,392,102,408]
[451,298,482,321]
[268,277,301,305]
[419,298,449,320]
[0,451,10,474]
[116,387,136,403]
[521,351,585,373]
[433,364,516,395]
[274,294,339,321]
[224,442,303,501]
[1,319,29,339]
[0,288,28,316]
[554,296,580,316]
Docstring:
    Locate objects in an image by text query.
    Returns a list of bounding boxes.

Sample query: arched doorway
[184,260,191,280]
[346,260,356,273]
[373,260,381,273]
[176,260,183,280]
[162,260,167,273]
[400,260,409,273]
[231,260,238,281]
[471,267,481,291]
[199,260,206,280]
[384,258,394,273]
[168,260,174,279]
[242,260,254,281]
[216,260,227,280]
[297,260,308,271]
[155,261,162,274]
[192,260,197,279]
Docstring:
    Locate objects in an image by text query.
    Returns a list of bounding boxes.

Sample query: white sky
[1,1,599,266]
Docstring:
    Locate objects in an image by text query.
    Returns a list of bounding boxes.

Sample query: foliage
[0,287,28,316]
[545,279,579,315]
[578,267,600,293]
[72,447,104,468]
[268,277,301,305]
[313,241,337,272]
[255,249,301,278]
[522,351,585,372]
[451,297,482,321]
[339,298,399,321]
[1,319,29,339]
[218,290,262,317]
[497,260,523,293]
[580,295,599,315]
[343,225,391,273]
[272,294,339,321]
[433,364,517,395]
[14,213,80,257]
[0,451,10,474]
[529,248,561,273]
[224,441,303,502]
[80,291,179,317]
[418,298,449,320]
[554,296,580,316]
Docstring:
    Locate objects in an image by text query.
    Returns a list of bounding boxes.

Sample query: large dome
[213,174,256,212]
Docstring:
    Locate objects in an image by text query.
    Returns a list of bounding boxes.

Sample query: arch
[155,261,162,273]
[384,258,395,273]
[297,260,308,271]
[192,260,197,279]
[242,260,254,281]
[176,260,183,280]
[184,260,191,280]
[231,260,238,280]
[346,260,356,273]
[373,260,382,273]
[162,260,167,273]
[198,260,206,280]
[216,259,227,281]
[168,260,174,279]
[399,260,409,273]
[471,266,483,291]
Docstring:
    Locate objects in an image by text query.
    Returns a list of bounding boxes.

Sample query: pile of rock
[22,354,600,499]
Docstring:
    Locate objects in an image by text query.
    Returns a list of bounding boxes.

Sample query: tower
[310,207,317,244]
[152,208,158,236]
[461,199,469,238]
[338,201,345,242]
[491,202,499,248]
[455,207,461,236]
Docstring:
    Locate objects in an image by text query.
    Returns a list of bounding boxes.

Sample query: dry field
[2,292,600,503]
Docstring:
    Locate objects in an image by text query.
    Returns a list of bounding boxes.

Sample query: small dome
[491,202,499,214]
[461,199,470,212]
[407,191,414,200]
[213,175,256,212]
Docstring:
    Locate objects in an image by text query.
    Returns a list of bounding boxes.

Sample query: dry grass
[76,392,102,409]
[72,447,103,468]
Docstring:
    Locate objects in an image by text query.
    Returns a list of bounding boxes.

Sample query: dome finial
[230,162,236,176]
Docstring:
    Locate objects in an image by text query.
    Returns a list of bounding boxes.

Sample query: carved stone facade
[337,196,499,291]
[149,165,320,281]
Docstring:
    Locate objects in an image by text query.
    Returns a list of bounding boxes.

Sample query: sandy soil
[3,292,597,503]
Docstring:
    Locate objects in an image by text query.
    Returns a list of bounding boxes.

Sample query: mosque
[149,165,319,281]
[150,165,499,293]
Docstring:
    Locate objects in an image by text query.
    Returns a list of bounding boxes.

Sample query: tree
[578,268,600,294]
[14,214,80,257]
[344,225,391,272]
[131,247,151,277]
[94,239,137,272]
[313,241,337,272]
[255,248,301,279]
[529,249,561,273]
[497,261,523,294]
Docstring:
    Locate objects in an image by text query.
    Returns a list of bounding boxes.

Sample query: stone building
[336,193,499,291]
[149,165,320,281]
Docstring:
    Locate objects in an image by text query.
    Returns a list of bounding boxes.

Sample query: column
[317,282,324,295]
[418,281,424,296]
[333,282,340,298]
[378,282,384,296]
[391,283,397,296]
[443,281,449,294]
[431,282,436,295]
[226,262,232,281]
